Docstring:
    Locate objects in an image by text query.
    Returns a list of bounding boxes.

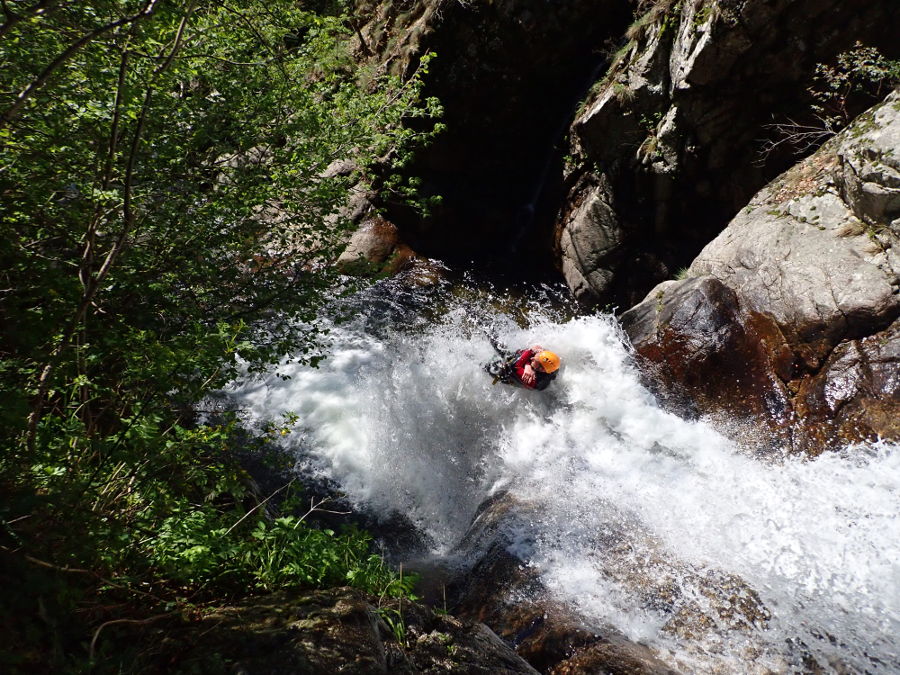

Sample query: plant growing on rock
[759,43,900,161]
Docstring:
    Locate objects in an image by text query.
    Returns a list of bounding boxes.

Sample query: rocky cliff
[344,0,898,454]
[559,0,899,307]
[350,0,632,274]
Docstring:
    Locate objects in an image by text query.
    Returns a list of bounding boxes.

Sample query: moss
[848,109,878,138]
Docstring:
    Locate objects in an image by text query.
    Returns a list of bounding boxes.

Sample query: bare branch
[293,497,351,529]
[223,478,295,536]
[756,115,837,165]
[90,613,174,661]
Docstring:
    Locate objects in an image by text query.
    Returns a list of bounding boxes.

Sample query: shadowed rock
[137,587,538,674]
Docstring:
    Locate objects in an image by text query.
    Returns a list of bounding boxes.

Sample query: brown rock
[138,587,538,674]
[337,216,416,277]
[793,318,900,451]
[620,276,797,447]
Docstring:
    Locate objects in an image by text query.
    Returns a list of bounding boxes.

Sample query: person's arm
[514,349,537,388]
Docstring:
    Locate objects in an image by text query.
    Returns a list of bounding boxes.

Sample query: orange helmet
[535,350,560,373]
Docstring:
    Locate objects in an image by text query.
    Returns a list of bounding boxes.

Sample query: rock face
[622,92,900,454]
[336,216,416,277]
[447,495,682,674]
[353,0,632,271]
[145,587,537,674]
[559,0,900,306]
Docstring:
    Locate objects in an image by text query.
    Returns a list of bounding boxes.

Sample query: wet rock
[622,92,900,453]
[792,318,900,450]
[450,539,679,675]
[447,493,771,674]
[337,216,417,277]
[621,275,797,447]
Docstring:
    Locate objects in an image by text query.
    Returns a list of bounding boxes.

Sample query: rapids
[228,268,900,674]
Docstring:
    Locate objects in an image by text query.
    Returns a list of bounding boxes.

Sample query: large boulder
[622,91,900,454]
[560,0,900,306]
[445,493,771,674]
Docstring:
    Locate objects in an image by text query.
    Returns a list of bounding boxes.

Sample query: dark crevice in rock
[566,0,900,309]
[371,0,634,280]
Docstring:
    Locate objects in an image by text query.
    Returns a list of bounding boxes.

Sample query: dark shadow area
[382,0,633,283]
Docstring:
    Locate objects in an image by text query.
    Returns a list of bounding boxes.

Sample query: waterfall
[228,269,900,673]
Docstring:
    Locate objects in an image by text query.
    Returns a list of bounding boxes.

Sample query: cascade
[228,269,900,673]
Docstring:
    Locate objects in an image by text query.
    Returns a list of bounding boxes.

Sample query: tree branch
[89,613,174,661]
[0,0,63,43]
[25,2,195,448]
[0,0,161,127]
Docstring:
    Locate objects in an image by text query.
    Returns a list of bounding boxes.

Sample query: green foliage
[378,606,409,646]
[759,43,899,161]
[148,505,409,597]
[0,1,436,669]
[810,42,900,129]
[639,110,664,132]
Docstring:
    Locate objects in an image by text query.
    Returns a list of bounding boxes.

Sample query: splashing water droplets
[229,275,900,673]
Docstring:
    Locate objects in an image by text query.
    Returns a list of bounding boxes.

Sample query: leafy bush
[147,503,415,598]
[0,1,434,669]
[810,42,900,129]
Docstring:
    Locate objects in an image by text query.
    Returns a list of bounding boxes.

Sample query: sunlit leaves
[0,1,435,651]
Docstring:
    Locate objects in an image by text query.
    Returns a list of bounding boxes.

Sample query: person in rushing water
[486,341,561,390]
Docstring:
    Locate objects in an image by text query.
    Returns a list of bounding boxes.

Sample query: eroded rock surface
[446,493,773,674]
[622,92,900,453]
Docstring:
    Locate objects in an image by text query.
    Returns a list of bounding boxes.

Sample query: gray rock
[623,92,900,453]
[690,91,900,351]
[560,0,900,306]
[559,180,623,303]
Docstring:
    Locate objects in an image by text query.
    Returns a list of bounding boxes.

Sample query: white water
[229,273,900,673]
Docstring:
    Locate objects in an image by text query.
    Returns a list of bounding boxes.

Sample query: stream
[228,264,900,673]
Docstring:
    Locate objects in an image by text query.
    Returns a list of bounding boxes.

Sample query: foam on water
[228,277,900,673]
